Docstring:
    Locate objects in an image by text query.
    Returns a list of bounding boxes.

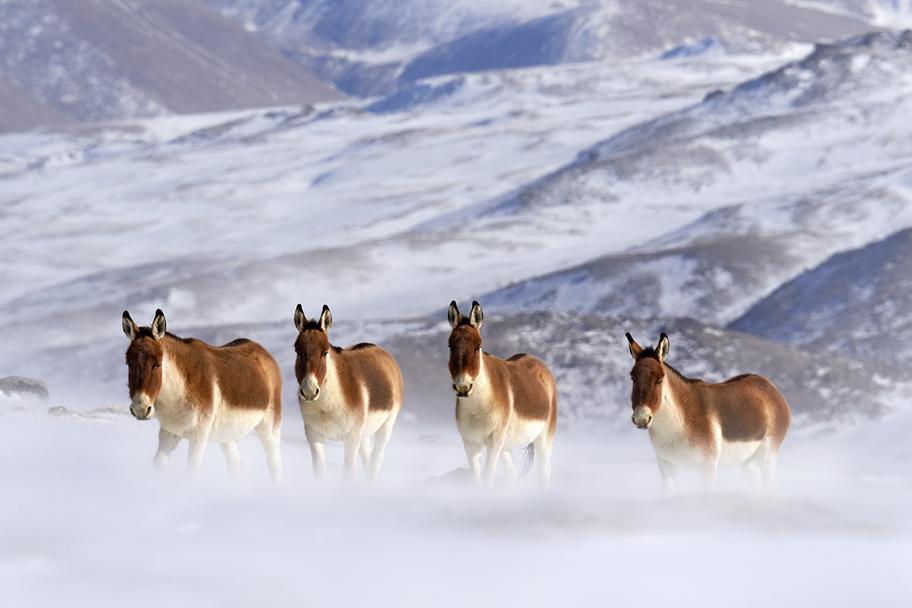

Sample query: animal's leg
[186,421,212,473]
[343,430,362,481]
[533,432,554,489]
[154,427,181,470]
[464,440,484,485]
[359,436,371,472]
[368,412,398,482]
[759,439,778,488]
[482,431,508,487]
[255,419,282,483]
[657,457,677,491]
[221,441,242,478]
[500,450,517,485]
[702,455,719,491]
[304,424,327,480]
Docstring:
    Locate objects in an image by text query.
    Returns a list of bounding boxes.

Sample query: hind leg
[756,439,779,488]
[256,419,282,483]
[533,432,553,489]
[154,427,181,470]
[359,436,371,473]
[221,441,242,478]
[500,451,518,484]
[368,412,398,482]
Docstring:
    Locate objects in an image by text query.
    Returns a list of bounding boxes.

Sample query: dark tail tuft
[520,443,535,477]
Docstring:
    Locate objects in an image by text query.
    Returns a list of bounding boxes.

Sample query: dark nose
[144,406,152,418]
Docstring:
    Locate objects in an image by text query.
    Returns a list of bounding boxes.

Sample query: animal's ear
[122,311,138,340]
[656,333,670,362]
[151,309,167,340]
[469,301,484,329]
[319,304,333,333]
[294,304,306,332]
[447,300,461,329]
[626,332,643,360]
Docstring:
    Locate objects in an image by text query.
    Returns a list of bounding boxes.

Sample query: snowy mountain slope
[730,227,912,366]
[207,0,876,96]
[0,52,787,356]
[472,30,912,324]
[0,0,338,131]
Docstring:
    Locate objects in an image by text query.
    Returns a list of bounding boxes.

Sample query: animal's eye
[322,351,328,358]
[657,378,664,385]
[475,346,481,352]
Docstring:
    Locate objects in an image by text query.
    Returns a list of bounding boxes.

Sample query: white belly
[208,407,265,443]
[718,439,762,466]
[504,416,547,449]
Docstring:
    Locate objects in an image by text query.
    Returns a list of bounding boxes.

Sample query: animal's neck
[157,339,187,408]
[317,349,344,409]
[458,352,493,410]
[650,371,689,437]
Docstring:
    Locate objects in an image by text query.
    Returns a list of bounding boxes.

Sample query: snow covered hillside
[0,0,338,131]
[206,0,879,96]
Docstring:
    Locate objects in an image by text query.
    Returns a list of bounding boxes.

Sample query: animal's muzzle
[130,404,154,421]
[452,381,474,398]
[632,407,653,429]
[298,377,321,402]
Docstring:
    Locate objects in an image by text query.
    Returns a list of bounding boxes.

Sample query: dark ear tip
[295,303,303,311]
[625,332,633,342]
[155,308,165,317]
[122,310,131,319]
[322,304,329,311]
[449,300,457,307]
[472,300,481,308]
[660,332,669,341]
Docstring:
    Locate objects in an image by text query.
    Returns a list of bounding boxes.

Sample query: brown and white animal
[293,304,404,481]
[447,301,557,488]
[625,332,790,489]
[122,309,283,480]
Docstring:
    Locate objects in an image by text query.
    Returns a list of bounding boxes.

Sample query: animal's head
[625,332,670,429]
[294,304,333,402]
[447,300,484,397]
[122,309,167,421]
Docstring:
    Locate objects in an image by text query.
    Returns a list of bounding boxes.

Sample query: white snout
[298,374,321,402]
[632,406,653,429]
[452,373,474,397]
[129,394,155,421]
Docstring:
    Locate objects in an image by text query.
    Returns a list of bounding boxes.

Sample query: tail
[520,443,535,477]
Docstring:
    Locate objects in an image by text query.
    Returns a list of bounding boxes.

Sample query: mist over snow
[0,2,911,606]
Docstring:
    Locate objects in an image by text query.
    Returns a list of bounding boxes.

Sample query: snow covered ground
[1,400,909,607]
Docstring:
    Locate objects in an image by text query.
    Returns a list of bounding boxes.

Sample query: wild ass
[122,309,282,480]
[625,332,790,489]
[447,301,557,487]
[294,304,404,481]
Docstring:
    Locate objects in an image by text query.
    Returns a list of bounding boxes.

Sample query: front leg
[154,427,181,470]
[463,440,483,485]
[483,430,508,487]
[304,424,327,480]
[656,457,677,491]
